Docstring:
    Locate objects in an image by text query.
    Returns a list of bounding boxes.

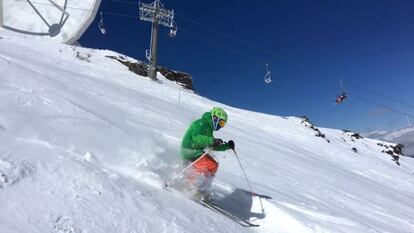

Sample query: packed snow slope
[1,36,414,233]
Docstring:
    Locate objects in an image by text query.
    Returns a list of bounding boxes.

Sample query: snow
[365,128,414,157]
[1,35,414,233]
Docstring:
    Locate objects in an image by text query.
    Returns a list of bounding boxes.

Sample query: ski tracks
[254,199,314,233]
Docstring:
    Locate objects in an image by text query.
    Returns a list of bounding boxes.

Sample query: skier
[180,107,235,200]
[335,93,347,104]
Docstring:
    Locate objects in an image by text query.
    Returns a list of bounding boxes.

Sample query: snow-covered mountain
[1,36,414,233]
[364,128,414,157]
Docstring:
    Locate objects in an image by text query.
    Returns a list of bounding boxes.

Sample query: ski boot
[194,190,213,203]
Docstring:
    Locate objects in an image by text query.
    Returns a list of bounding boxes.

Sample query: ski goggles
[212,115,226,130]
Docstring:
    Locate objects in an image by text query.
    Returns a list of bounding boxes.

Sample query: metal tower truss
[139,0,176,80]
[139,1,174,27]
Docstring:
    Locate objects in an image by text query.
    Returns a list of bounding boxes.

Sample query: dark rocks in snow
[392,144,404,155]
[108,55,147,76]
[72,47,92,62]
[351,133,363,139]
[377,143,404,156]
[352,147,358,153]
[75,51,92,62]
[300,116,330,143]
[106,55,193,90]
[377,143,403,166]
[377,143,390,149]
[342,130,363,140]
[157,66,193,90]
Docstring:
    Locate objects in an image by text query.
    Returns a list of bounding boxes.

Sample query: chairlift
[334,79,348,105]
[169,22,177,38]
[98,11,106,35]
[145,49,151,62]
[264,64,272,84]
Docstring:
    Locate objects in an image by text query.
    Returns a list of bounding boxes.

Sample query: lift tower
[139,0,175,80]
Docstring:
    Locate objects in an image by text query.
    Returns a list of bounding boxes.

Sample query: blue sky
[80,0,414,133]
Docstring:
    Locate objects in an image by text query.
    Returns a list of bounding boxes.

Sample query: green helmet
[211,107,228,122]
[211,107,227,122]
[211,107,227,131]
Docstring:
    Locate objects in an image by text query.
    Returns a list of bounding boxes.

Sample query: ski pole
[165,148,213,187]
[232,149,265,214]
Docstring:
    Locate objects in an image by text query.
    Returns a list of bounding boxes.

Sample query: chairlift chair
[335,93,347,104]
[98,12,106,35]
[334,79,348,105]
[264,64,272,84]
[145,49,151,62]
[169,23,177,38]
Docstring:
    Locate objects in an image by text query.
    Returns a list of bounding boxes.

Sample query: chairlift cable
[112,0,281,68]
[174,13,290,63]
[311,79,414,118]
[349,92,414,118]
[112,0,413,113]
[179,27,267,64]
[113,0,276,83]
[112,0,138,5]
[345,81,414,110]
[112,0,270,64]
[101,11,137,19]
[24,0,411,108]
[112,0,286,63]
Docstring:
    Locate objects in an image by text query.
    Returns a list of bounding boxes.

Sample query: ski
[240,190,272,199]
[163,185,260,227]
[198,200,260,227]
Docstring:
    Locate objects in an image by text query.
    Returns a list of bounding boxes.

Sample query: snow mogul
[180,107,235,200]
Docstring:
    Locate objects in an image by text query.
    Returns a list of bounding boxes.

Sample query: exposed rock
[158,66,193,90]
[106,55,193,90]
[377,143,403,166]
[300,116,330,143]
[392,144,404,155]
[342,130,363,140]
[351,133,363,139]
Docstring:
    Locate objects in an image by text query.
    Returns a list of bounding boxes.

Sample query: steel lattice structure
[139,0,176,80]
[139,1,174,27]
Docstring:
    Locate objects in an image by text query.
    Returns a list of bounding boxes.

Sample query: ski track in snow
[0,36,414,233]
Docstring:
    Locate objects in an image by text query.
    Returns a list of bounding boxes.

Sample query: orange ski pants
[187,154,218,186]
[193,154,218,176]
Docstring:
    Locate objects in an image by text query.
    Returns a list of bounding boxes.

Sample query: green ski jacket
[180,112,230,160]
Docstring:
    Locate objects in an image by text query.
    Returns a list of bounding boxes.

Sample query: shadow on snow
[214,188,267,221]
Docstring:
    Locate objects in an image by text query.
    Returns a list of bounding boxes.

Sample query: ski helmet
[211,107,227,131]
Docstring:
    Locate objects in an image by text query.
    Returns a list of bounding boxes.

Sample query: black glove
[212,138,223,148]
[227,140,235,150]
